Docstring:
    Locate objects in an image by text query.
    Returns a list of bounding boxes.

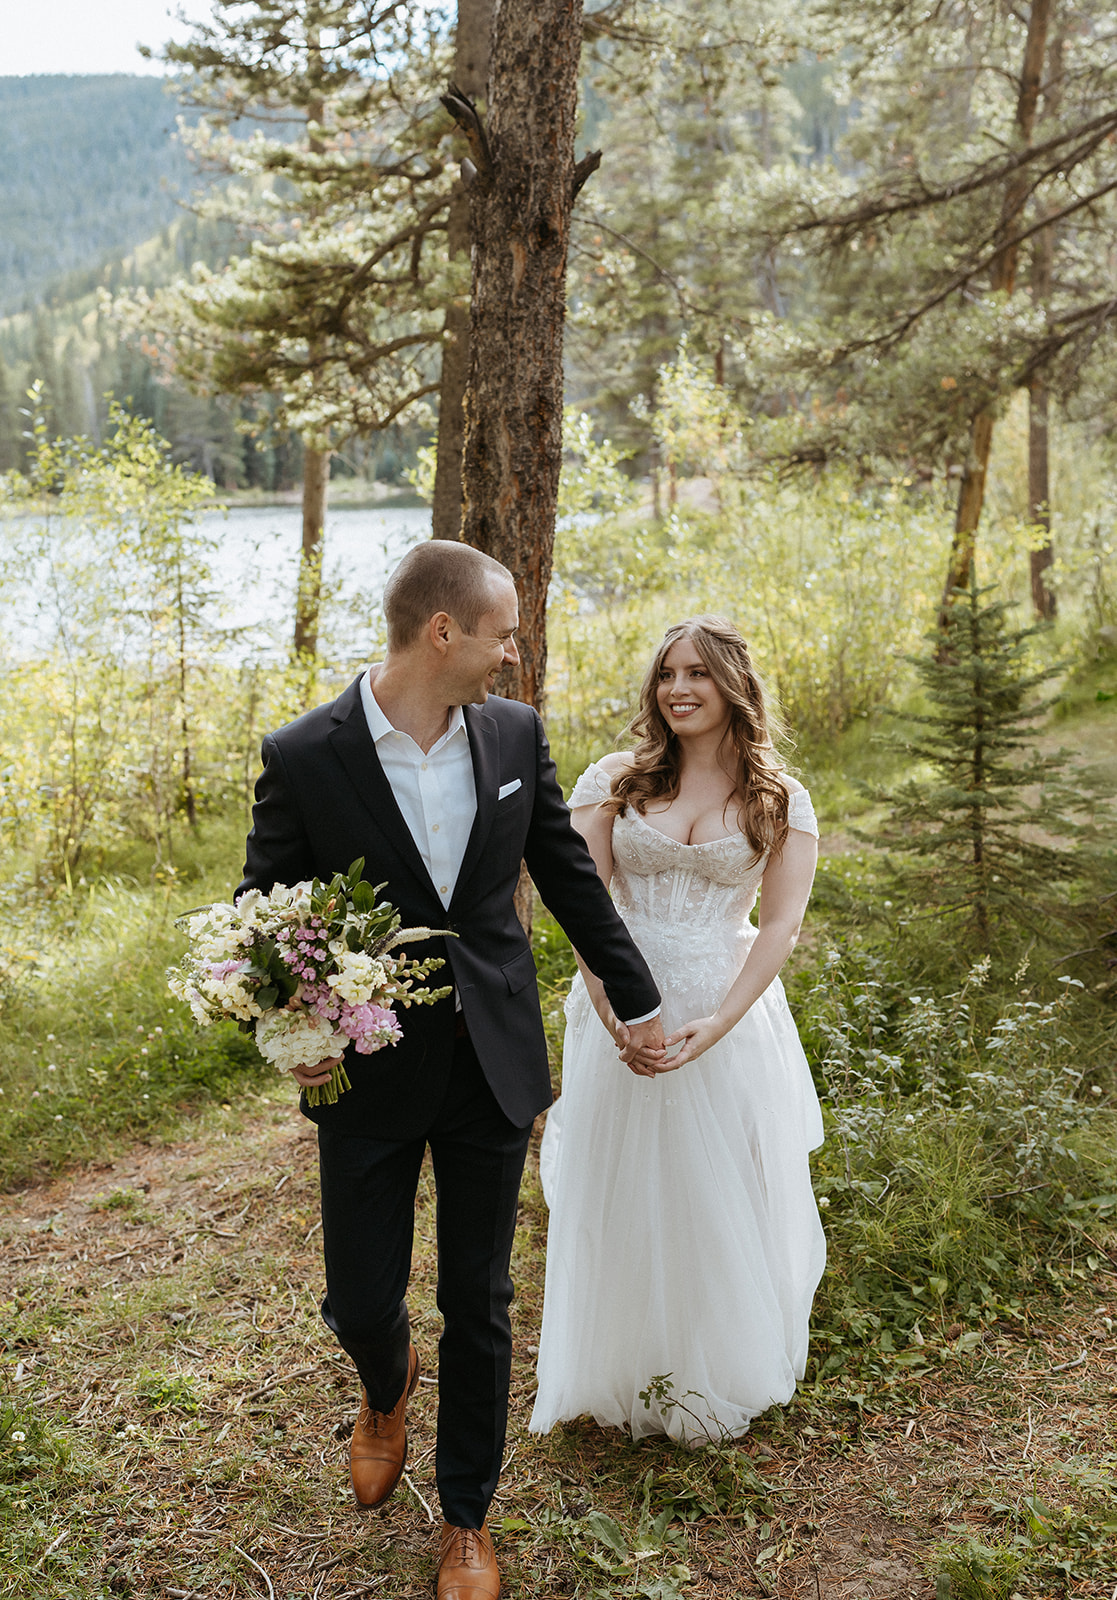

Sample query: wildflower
[10,1430,26,1443]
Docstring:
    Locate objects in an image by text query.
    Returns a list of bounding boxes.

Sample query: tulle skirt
[529,956,826,1445]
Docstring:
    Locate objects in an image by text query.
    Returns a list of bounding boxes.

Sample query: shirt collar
[360,667,467,753]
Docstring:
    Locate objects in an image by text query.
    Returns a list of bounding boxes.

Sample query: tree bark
[294,60,330,660]
[455,0,590,712]
[1028,375,1055,618]
[294,443,330,658]
[940,0,1053,616]
[432,0,494,540]
[1028,22,1063,622]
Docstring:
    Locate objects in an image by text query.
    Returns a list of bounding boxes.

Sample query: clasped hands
[613,1013,726,1078]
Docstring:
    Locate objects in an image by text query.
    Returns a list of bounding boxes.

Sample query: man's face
[447,578,520,703]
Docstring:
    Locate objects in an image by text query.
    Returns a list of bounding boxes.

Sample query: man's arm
[238,733,315,899]
[520,712,665,1062]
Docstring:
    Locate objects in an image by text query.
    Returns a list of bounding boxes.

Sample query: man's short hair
[383,539,513,650]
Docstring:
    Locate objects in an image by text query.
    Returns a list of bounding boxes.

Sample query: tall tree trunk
[294,443,330,658]
[432,0,493,540]
[940,0,1053,617]
[1028,376,1056,619]
[294,59,330,659]
[452,0,593,712]
[1028,23,1063,622]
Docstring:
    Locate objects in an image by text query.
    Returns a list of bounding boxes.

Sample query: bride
[529,616,826,1445]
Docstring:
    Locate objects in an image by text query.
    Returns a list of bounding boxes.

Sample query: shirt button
[440,885,449,895]
[421,762,428,771]
[432,823,440,832]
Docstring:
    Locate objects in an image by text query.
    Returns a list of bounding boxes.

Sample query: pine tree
[751,0,1117,614]
[134,1,456,660]
[868,571,1096,950]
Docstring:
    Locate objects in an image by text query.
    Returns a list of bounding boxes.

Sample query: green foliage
[866,572,1099,948]
[0,814,277,1189]
[932,1536,1025,1600]
[1017,1471,1117,1584]
[800,936,1116,1369]
[528,1469,693,1599]
[128,2,455,447]
[0,1398,67,1486]
[0,406,339,881]
[134,1372,200,1415]
[746,1,1117,470]
[545,440,1044,781]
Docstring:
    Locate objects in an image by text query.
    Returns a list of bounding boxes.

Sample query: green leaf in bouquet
[351,879,377,913]
[256,985,279,1010]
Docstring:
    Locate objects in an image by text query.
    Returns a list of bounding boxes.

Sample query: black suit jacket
[238,675,660,1137]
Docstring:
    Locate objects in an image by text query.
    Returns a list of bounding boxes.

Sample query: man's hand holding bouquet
[168,860,452,1105]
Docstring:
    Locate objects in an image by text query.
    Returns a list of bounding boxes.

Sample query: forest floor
[4,1092,1115,1600]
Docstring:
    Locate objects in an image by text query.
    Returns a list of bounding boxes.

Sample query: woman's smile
[656,639,731,735]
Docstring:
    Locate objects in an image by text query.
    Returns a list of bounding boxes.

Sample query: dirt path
[3,1095,1116,1598]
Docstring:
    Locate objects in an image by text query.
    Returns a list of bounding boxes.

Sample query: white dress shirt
[360,668,476,910]
[359,667,659,1030]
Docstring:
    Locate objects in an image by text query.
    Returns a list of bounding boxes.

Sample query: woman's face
[654,636,731,740]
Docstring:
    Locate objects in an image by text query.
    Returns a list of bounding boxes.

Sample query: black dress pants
[316,1032,533,1530]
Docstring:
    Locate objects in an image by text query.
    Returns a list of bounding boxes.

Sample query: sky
[2,0,213,77]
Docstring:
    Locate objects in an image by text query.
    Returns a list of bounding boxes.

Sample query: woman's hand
[614,1017,672,1078]
[289,1055,342,1088]
[662,1016,726,1068]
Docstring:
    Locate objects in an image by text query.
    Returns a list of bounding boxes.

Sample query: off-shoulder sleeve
[568,760,615,809]
[787,787,819,838]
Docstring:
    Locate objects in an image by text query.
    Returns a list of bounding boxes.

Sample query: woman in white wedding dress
[530,616,826,1446]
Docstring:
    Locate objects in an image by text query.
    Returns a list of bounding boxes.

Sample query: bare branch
[571,149,603,201]
[440,83,493,179]
[779,107,1117,245]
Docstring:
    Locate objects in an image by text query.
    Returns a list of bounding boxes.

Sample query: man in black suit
[239,540,665,1599]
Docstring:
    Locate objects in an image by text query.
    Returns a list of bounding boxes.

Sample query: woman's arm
[567,799,621,1035]
[665,826,818,1068]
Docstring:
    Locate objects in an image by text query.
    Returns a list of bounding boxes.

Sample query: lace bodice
[567,761,818,1027]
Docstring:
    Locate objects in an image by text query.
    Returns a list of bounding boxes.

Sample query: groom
[239,540,664,1598]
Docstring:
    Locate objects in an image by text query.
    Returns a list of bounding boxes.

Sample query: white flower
[197,969,260,1023]
[234,888,265,922]
[327,953,386,1005]
[255,1009,341,1075]
[10,1430,26,1443]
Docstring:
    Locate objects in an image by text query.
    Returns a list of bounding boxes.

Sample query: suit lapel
[327,677,440,903]
[454,703,499,905]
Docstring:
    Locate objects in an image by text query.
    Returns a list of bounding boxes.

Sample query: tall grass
[0,816,270,1186]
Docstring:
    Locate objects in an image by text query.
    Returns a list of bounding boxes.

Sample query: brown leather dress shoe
[436,1519,500,1599]
[349,1344,420,1508]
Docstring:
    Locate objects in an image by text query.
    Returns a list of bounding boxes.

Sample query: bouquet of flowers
[168,859,452,1105]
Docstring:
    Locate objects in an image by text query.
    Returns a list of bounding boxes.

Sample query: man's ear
[427,611,455,653]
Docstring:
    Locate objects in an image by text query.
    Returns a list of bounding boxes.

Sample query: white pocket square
[497,779,522,800]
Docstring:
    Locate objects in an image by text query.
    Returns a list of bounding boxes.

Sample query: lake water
[3,500,433,659]
[203,501,432,650]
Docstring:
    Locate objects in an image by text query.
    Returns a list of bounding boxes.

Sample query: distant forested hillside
[0,75,191,316]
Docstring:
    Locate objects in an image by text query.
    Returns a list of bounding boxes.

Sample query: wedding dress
[529,761,826,1446]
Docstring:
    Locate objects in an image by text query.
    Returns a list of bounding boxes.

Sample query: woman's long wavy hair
[605,616,792,856]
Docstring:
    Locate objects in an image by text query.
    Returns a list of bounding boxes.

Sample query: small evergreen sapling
[867,572,1095,950]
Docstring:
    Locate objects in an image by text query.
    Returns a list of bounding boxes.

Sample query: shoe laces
[448,1526,484,1565]
[358,1404,387,1437]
